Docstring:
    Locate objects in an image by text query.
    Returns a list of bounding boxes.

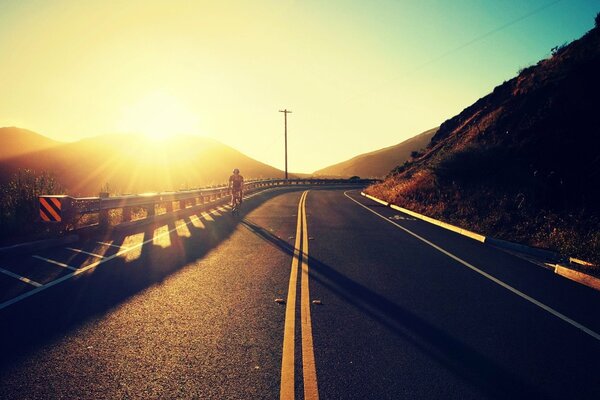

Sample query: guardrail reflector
[39,196,62,222]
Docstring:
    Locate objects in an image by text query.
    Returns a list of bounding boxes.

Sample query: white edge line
[97,241,128,250]
[65,247,106,259]
[0,267,42,288]
[344,190,600,342]
[0,185,290,311]
[31,255,77,271]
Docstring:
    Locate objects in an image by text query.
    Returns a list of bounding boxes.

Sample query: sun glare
[117,91,199,141]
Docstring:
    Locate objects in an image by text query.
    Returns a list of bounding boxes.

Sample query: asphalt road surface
[1,187,599,399]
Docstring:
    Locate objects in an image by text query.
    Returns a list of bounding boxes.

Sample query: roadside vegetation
[367,154,600,268]
[0,169,64,245]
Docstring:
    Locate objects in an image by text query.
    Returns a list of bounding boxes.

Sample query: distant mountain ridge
[314,127,437,178]
[0,129,285,196]
[0,127,61,160]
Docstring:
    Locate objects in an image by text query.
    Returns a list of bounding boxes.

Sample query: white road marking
[97,241,128,250]
[389,215,416,221]
[0,186,293,311]
[0,267,42,287]
[344,191,600,342]
[32,256,78,271]
[65,247,106,259]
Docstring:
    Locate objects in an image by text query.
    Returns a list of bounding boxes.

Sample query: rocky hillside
[367,19,600,265]
[314,127,437,178]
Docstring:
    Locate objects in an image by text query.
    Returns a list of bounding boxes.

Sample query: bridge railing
[38,178,378,231]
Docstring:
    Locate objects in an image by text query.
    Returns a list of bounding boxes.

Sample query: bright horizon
[0,0,597,173]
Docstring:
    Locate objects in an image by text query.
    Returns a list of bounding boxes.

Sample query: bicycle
[231,192,242,216]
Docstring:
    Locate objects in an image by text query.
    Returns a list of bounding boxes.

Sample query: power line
[343,0,565,105]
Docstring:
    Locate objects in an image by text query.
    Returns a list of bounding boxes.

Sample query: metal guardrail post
[123,206,132,222]
[61,197,75,229]
[98,192,110,228]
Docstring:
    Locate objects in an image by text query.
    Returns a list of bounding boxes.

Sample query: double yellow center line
[280,190,319,400]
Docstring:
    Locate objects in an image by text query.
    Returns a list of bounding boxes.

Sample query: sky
[0,0,598,173]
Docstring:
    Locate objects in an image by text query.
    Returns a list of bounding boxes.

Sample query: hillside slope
[0,130,284,196]
[314,127,437,178]
[367,21,600,265]
[0,127,61,160]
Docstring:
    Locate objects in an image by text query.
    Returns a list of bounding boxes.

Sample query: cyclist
[228,168,244,210]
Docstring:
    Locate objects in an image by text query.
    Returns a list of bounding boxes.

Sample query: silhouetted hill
[0,131,285,196]
[367,20,600,265]
[0,127,61,160]
[314,127,437,178]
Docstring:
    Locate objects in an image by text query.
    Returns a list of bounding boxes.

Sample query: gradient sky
[1,0,598,173]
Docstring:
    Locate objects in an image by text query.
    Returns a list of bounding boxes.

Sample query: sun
[117,91,199,141]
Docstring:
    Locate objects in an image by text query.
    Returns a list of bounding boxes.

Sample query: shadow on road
[239,217,548,400]
[0,186,550,399]
[0,188,302,371]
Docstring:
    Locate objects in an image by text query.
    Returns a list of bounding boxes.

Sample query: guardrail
[38,178,378,231]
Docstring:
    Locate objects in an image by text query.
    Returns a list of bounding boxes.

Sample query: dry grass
[0,170,64,244]
[366,170,600,269]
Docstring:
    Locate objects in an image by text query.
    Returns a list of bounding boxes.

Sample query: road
[1,187,599,399]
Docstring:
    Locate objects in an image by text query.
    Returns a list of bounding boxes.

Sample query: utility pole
[279,109,292,180]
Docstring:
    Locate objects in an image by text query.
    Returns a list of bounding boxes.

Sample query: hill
[367,19,600,265]
[0,130,285,196]
[314,127,437,178]
[0,127,61,160]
